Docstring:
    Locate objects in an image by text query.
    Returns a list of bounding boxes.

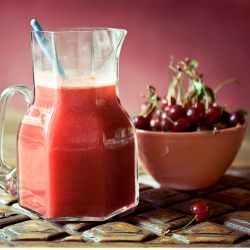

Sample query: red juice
[18,84,138,220]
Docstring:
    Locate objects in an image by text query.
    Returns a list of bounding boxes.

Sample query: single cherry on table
[190,200,209,223]
[165,200,210,234]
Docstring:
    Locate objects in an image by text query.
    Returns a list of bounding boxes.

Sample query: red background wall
[0,0,249,113]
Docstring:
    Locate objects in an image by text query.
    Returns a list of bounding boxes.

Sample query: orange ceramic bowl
[137,124,247,190]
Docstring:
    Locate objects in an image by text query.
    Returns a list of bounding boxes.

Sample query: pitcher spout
[112,28,127,58]
[32,28,127,87]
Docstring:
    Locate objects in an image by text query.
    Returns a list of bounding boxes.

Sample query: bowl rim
[136,123,247,138]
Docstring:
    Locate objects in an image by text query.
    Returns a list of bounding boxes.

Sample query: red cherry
[167,104,185,121]
[164,200,209,235]
[228,111,245,127]
[190,200,209,223]
[161,98,168,109]
[140,102,156,122]
[150,118,162,131]
[161,112,173,131]
[205,106,222,126]
[197,102,205,115]
[145,107,156,122]
[164,105,171,113]
[221,110,230,124]
[184,102,192,112]
[172,118,190,132]
[155,108,163,119]
[213,122,227,131]
[170,96,176,105]
[186,107,204,125]
[208,102,215,108]
[133,116,150,130]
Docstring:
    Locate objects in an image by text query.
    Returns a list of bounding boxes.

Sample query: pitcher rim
[31,27,127,34]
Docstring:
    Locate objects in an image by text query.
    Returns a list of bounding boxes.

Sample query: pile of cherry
[133,57,247,132]
[133,97,246,132]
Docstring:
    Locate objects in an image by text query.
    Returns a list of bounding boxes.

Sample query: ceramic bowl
[137,124,247,190]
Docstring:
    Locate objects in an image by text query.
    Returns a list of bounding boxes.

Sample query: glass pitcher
[0,28,138,221]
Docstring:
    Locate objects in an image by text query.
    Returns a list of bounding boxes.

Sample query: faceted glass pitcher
[0,28,139,221]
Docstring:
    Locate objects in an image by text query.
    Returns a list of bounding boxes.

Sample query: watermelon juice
[18,82,138,220]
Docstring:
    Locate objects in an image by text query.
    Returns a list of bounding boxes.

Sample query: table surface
[0,111,249,248]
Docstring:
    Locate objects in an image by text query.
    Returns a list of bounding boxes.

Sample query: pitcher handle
[0,85,33,195]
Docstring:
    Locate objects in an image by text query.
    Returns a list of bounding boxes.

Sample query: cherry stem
[214,78,239,95]
[164,215,198,235]
[140,102,156,117]
[167,58,218,108]
[164,113,175,124]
